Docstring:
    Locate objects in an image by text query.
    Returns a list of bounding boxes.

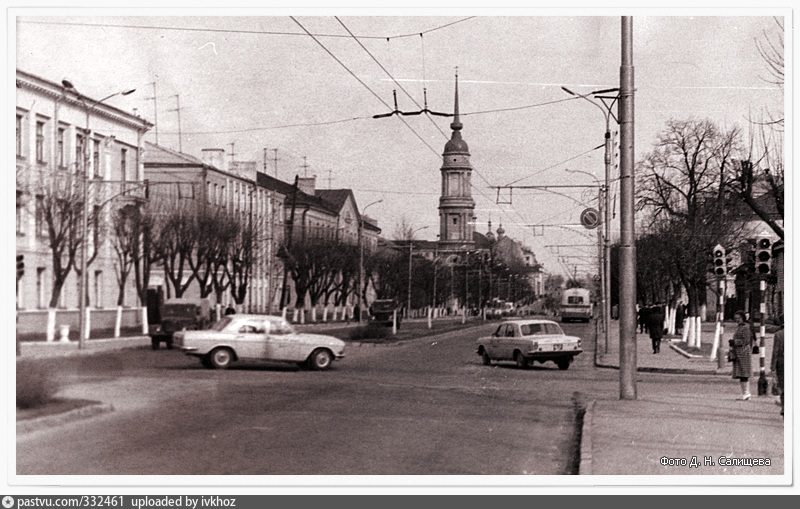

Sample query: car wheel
[308,348,333,370]
[151,339,160,350]
[514,351,529,369]
[480,348,491,366]
[209,347,234,369]
[556,358,571,370]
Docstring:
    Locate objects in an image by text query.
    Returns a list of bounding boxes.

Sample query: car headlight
[531,341,538,351]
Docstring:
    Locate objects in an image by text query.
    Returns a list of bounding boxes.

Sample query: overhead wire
[18,17,476,41]
[290,16,442,158]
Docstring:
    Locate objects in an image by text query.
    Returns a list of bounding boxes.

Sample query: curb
[594,360,720,376]
[347,322,490,348]
[578,399,595,475]
[667,342,705,359]
[20,336,150,358]
[17,401,114,434]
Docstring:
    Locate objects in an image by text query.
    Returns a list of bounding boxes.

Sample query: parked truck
[150,298,211,349]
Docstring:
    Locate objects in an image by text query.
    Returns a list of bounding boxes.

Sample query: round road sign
[580,208,600,229]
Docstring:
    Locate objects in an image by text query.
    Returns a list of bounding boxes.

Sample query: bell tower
[438,71,476,251]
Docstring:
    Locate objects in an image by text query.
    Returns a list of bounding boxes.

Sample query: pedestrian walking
[638,305,649,334]
[729,310,755,400]
[771,315,784,416]
[354,303,361,323]
[647,305,665,353]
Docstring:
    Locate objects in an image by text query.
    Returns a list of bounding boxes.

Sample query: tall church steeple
[438,70,476,250]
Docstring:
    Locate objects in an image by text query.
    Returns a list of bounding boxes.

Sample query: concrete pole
[618,16,637,400]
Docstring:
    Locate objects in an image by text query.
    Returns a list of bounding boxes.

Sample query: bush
[17,360,58,409]
[348,323,391,340]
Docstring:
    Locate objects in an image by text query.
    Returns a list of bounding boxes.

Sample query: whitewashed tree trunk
[141,306,149,335]
[427,307,432,329]
[322,307,328,322]
[46,308,56,342]
[84,307,91,340]
[114,306,123,338]
[311,307,317,323]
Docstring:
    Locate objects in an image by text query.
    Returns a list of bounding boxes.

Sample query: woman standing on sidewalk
[729,310,755,400]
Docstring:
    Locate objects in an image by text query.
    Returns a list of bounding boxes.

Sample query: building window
[93,139,101,178]
[35,195,46,238]
[92,205,101,248]
[57,127,65,168]
[16,114,23,157]
[16,192,24,235]
[120,148,127,181]
[207,181,212,203]
[36,267,46,309]
[35,121,45,162]
[76,134,84,172]
[214,183,219,205]
[94,270,103,308]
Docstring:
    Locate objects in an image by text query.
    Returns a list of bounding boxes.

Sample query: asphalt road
[17,320,605,475]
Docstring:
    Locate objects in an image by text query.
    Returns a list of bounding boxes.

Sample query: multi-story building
[256,173,381,308]
[16,69,151,318]
[143,144,285,313]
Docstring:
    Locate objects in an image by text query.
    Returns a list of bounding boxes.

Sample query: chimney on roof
[201,148,226,171]
[297,175,316,195]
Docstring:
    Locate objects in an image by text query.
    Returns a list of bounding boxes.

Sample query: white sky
[13,10,786,279]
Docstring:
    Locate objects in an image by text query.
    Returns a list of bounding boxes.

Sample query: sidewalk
[583,320,785,476]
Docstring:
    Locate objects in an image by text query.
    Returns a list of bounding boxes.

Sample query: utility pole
[147,81,158,145]
[279,176,299,310]
[168,94,183,153]
[327,169,333,189]
[618,16,637,400]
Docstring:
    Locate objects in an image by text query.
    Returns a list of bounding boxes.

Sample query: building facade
[16,69,151,314]
[143,144,285,313]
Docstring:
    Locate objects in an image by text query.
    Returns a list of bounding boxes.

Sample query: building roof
[316,189,353,212]
[144,142,209,167]
[255,172,338,215]
[17,69,153,130]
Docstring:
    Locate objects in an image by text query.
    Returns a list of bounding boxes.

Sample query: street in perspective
[12,12,787,485]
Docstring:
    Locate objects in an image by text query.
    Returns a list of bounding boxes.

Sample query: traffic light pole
[757,278,768,395]
[716,277,726,369]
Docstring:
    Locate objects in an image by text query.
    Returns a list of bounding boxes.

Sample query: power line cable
[18,17,476,41]
[504,145,603,187]
[291,16,443,160]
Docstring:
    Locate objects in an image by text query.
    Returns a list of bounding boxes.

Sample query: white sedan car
[476,319,582,370]
[174,314,346,370]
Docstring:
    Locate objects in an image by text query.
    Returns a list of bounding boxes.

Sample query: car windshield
[210,317,233,331]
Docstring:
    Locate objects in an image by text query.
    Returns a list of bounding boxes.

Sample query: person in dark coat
[771,315,784,416]
[638,305,649,334]
[647,305,665,353]
[729,310,754,400]
[224,304,236,316]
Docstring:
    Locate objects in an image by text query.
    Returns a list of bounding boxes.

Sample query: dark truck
[368,299,401,329]
[150,298,211,350]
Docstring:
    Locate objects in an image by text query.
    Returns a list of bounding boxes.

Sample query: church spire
[450,68,462,132]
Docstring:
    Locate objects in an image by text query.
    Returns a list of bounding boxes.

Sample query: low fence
[16,307,148,342]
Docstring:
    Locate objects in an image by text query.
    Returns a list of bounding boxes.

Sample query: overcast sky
[14,11,785,279]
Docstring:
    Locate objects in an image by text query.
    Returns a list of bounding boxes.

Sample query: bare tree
[154,203,197,298]
[637,118,744,336]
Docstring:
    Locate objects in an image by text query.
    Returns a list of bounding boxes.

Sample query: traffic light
[755,233,772,275]
[712,244,726,277]
[16,254,24,280]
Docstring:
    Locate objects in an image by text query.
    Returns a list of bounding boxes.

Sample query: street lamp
[407,226,430,314]
[565,168,609,351]
[61,79,136,349]
[358,199,383,322]
[562,86,619,356]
